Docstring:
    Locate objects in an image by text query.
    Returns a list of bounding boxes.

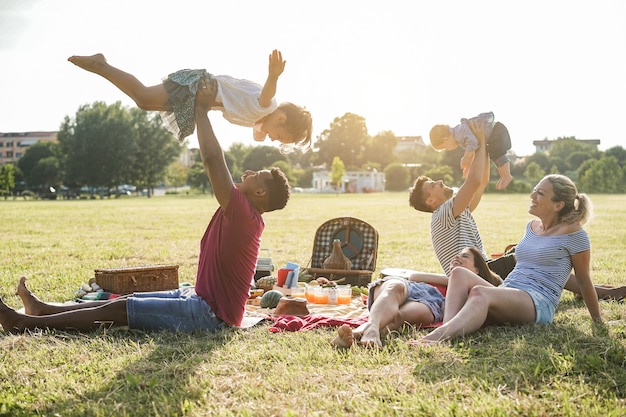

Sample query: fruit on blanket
[255,275,277,291]
[260,290,284,308]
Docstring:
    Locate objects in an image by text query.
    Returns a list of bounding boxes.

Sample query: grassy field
[0,192,625,416]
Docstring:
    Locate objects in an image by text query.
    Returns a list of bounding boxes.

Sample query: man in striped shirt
[409,120,624,300]
[409,119,497,276]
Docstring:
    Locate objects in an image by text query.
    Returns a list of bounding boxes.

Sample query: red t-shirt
[194,187,264,326]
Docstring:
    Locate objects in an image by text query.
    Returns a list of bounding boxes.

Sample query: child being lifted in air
[429,111,513,190]
[68,50,312,152]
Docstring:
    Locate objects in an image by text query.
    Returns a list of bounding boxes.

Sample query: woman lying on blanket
[332,247,501,348]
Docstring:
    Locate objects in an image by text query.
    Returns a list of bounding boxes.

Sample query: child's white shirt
[213,75,278,127]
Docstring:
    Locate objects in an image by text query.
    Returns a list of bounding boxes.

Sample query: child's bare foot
[15,277,49,316]
[331,324,355,348]
[358,323,382,348]
[0,296,22,333]
[496,174,513,190]
[68,53,107,73]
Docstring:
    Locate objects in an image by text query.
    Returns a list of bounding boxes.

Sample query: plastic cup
[276,268,293,287]
[290,286,306,299]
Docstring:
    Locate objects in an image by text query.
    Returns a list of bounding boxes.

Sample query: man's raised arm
[195,80,234,209]
[451,120,487,218]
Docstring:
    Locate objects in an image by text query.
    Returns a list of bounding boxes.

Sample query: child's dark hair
[429,125,450,151]
[279,102,312,152]
[264,167,291,212]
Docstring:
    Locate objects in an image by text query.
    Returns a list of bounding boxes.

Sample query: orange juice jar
[336,285,352,305]
[305,285,316,303]
[313,287,329,304]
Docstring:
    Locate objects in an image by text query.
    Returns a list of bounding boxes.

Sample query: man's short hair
[265,168,291,212]
[408,176,432,212]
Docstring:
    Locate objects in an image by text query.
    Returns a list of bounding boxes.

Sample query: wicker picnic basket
[94,264,179,295]
[306,217,378,287]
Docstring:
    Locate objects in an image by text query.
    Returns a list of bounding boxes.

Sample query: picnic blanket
[243,296,370,331]
[244,296,443,332]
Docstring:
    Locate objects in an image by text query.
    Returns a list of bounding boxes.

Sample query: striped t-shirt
[431,197,487,275]
[501,221,590,310]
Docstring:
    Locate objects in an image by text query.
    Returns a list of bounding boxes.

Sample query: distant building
[180,147,199,167]
[394,136,427,155]
[0,131,58,165]
[312,170,385,193]
[532,138,600,154]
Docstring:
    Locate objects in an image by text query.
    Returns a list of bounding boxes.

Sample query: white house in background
[312,170,386,193]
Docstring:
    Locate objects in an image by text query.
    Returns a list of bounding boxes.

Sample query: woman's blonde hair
[545,174,593,226]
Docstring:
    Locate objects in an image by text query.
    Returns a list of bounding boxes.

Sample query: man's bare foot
[67,53,107,73]
[15,277,49,315]
[358,323,383,348]
[496,174,513,190]
[596,285,626,301]
[0,296,22,333]
[331,324,355,348]
[575,285,626,301]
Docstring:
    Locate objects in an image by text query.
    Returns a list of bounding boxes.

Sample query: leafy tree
[315,113,369,168]
[330,156,345,192]
[604,146,626,166]
[164,161,188,190]
[129,108,180,196]
[225,142,252,180]
[524,152,552,175]
[17,141,59,189]
[578,156,624,193]
[58,101,136,190]
[242,146,286,172]
[524,161,545,184]
[30,156,61,193]
[0,163,15,199]
[564,151,594,172]
[384,163,410,191]
[423,165,454,185]
[437,147,465,183]
[187,162,211,194]
[549,137,598,162]
[362,131,398,169]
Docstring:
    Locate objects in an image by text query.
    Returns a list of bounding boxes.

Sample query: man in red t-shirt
[1,80,291,333]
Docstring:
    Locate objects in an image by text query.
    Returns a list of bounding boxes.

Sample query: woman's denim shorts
[368,278,445,323]
[502,282,555,324]
[126,287,226,332]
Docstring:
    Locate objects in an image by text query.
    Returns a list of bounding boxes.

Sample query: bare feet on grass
[575,285,626,301]
[0,296,22,333]
[16,277,49,316]
[67,53,107,73]
[358,323,383,348]
[331,323,384,349]
[331,324,354,348]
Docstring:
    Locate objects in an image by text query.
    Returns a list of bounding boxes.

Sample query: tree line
[2,103,625,199]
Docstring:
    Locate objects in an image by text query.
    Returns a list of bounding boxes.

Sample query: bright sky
[1,0,624,156]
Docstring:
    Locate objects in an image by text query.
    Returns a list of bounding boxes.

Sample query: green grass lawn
[1,192,625,416]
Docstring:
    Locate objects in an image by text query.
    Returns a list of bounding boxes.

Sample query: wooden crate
[94,264,179,295]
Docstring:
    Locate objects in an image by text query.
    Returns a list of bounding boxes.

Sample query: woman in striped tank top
[412,174,602,345]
